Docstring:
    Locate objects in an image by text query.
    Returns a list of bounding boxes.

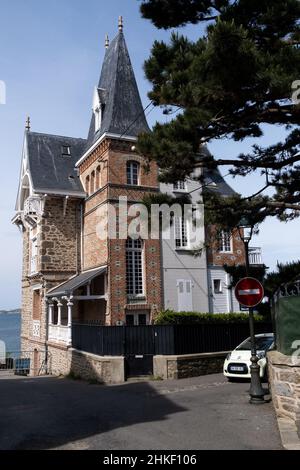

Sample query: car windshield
[236,336,274,351]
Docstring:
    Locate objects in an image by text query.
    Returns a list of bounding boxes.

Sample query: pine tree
[137,0,300,225]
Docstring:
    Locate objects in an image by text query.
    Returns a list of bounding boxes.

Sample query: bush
[154,310,265,325]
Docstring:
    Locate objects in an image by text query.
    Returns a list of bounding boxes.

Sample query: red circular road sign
[235,277,264,308]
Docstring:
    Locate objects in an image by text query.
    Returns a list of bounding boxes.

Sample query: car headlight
[226,353,232,360]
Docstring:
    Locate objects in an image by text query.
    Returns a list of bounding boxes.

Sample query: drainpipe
[80,202,84,272]
[45,294,50,375]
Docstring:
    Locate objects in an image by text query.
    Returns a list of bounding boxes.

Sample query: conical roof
[86,31,150,151]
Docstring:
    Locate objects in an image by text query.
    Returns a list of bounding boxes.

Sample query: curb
[277,418,300,450]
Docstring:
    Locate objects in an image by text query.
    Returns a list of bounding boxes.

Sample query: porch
[46,266,107,346]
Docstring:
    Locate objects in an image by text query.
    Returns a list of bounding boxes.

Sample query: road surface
[0,373,282,450]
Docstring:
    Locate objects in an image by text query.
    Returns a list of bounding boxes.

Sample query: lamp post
[238,217,266,404]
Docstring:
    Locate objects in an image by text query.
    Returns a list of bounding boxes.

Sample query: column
[67,299,73,345]
[48,302,54,325]
[57,300,63,326]
[67,300,73,327]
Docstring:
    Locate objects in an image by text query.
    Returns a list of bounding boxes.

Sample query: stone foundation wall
[69,349,125,384]
[47,344,124,384]
[154,352,229,380]
[48,344,71,376]
[268,351,300,424]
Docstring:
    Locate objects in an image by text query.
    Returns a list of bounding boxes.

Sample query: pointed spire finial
[105,34,109,49]
[25,116,31,131]
[118,16,123,33]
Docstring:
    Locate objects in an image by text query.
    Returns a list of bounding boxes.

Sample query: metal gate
[72,322,273,379]
[124,327,155,378]
[0,351,48,377]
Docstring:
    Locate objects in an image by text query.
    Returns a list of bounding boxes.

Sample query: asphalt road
[0,373,282,450]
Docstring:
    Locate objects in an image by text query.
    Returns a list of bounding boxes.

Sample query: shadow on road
[0,377,186,450]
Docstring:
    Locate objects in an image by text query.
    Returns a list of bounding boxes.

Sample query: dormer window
[93,87,105,133]
[95,107,101,132]
[62,145,71,157]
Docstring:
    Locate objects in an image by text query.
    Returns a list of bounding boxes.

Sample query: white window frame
[213,279,223,294]
[218,230,232,253]
[174,216,189,249]
[126,312,149,326]
[126,239,145,297]
[61,145,71,157]
[173,181,187,192]
[94,107,101,132]
[93,87,104,133]
[127,161,140,186]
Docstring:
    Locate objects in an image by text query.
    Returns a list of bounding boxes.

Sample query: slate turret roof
[86,30,150,151]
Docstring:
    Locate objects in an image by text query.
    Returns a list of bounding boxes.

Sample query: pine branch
[209,154,300,170]
[267,201,300,211]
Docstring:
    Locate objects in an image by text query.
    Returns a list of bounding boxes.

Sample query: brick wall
[206,226,246,266]
[79,137,162,325]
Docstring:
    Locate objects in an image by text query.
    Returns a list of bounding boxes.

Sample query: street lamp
[237,217,266,404]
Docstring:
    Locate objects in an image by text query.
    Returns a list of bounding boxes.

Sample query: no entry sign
[235,277,264,308]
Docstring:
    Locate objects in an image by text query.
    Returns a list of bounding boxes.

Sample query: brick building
[12,20,262,378]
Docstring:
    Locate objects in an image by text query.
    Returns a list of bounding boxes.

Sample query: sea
[0,314,21,353]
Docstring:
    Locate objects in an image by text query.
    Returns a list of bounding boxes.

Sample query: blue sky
[0,0,299,309]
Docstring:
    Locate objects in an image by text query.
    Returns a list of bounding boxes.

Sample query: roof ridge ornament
[118,16,123,33]
[25,116,31,132]
[105,34,109,49]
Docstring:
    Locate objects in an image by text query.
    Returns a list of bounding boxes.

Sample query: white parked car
[224,333,274,381]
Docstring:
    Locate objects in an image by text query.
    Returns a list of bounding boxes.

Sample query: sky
[0,0,299,309]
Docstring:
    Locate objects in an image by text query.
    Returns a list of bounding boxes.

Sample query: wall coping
[155,351,230,361]
[70,348,124,363]
[268,350,300,368]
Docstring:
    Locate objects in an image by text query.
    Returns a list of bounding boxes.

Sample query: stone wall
[41,197,81,273]
[268,351,300,425]
[154,352,229,380]
[69,349,125,384]
[48,343,71,376]
[47,344,125,384]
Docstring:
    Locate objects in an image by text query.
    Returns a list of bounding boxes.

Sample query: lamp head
[238,216,253,243]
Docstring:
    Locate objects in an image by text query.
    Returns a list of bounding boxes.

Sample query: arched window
[96,165,101,190]
[126,238,144,296]
[90,171,95,195]
[127,161,140,186]
[85,175,90,195]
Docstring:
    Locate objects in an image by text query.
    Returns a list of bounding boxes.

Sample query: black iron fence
[72,322,272,357]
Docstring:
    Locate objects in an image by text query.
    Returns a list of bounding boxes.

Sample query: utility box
[273,279,300,356]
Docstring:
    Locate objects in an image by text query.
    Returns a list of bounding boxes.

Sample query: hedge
[154,310,265,325]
